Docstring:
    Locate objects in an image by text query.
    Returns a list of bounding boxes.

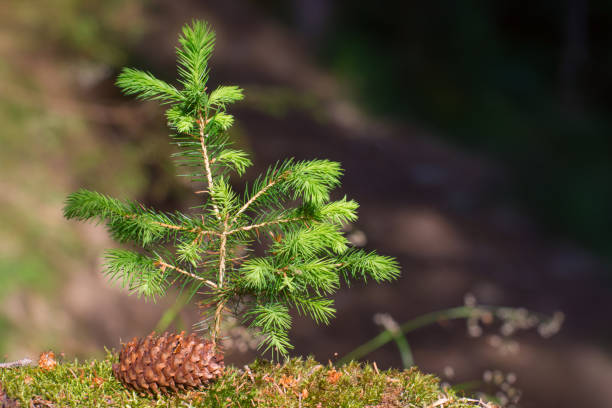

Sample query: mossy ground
[0,353,486,407]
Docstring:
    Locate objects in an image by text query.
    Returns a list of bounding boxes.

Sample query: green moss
[0,353,477,407]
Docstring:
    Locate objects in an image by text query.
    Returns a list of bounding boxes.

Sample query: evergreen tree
[64,20,400,360]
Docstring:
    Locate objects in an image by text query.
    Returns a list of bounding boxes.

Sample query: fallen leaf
[38,352,56,371]
[326,368,342,384]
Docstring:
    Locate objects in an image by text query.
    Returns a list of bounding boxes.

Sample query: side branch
[155,222,220,240]
[154,221,199,233]
[228,217,305,234]
[198,112,220,218]
[230,172,288,225]
[156,260,217,290]
[125,214,212,235]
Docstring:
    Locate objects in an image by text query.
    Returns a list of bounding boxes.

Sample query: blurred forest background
[1,1,611,407]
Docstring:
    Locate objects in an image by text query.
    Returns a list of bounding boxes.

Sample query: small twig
[0,358,34,368]
[154,221,196,232]
[228,217,304,234]
[158,222,219,237]
[125,214,207,234]
[156,260,217,289]
[198,112,220,218]
[229,172,289,226]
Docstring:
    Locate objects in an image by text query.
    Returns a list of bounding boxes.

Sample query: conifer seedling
[64,20,400,360]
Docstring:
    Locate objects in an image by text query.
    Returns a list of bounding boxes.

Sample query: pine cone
[113,331,224,395]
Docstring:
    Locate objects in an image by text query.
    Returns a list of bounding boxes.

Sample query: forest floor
[0,354,492,408]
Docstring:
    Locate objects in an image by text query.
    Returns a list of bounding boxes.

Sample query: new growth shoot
[63,20,400,360]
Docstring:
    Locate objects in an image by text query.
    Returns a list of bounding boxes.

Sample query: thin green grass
[0,352,478,407]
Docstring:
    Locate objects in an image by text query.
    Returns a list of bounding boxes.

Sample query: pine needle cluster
[63,20,400,359]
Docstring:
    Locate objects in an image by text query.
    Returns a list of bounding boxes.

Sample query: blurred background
[1,1,611,407]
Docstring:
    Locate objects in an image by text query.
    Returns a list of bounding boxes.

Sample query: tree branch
[230,172,289,225]
[228,217,304,234]
[156,260,217,289]
[124,214,211,234]
[212,216,229,348]
[154,221,197,232]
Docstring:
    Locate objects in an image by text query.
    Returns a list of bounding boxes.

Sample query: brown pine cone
[112,331,224,395]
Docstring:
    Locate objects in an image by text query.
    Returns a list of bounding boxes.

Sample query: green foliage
[317,197,359,224]
[285,160,343,205]
[104,250,167,300]
[246,303,293,359]
[116,68,183,104]
[63,189,177,246]
[63,20,400,359]
[209,85,245,108]
[338,249,401,283]
[216,149,252,176]
[0,355,470,407]
[176,20,215,93]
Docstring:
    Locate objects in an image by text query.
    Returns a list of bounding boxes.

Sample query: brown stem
[229,171,289,226]
[155,222,217,236]
[199,112,220,218]
[212,216,229,348]
[227,217,304,234]
[154,221,194,231]
[125,214,212,234]
[156,260,217,289]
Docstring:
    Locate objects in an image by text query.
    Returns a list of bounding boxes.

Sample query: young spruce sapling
[63,20,400,360]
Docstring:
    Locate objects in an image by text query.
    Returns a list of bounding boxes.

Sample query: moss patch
[0,353,485,407]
